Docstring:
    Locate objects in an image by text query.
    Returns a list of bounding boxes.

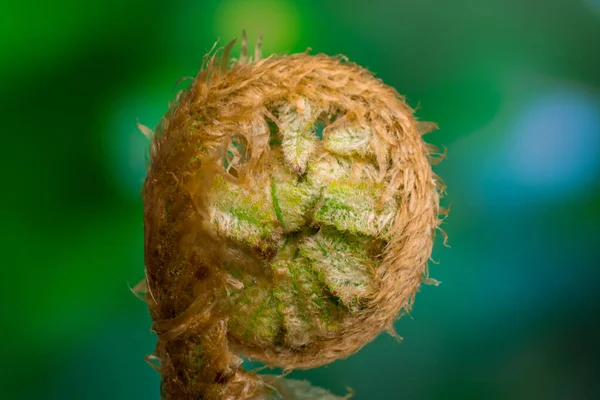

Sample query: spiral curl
[139,34,444,399]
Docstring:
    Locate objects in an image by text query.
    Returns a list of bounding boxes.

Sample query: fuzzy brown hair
[138,34,445,399]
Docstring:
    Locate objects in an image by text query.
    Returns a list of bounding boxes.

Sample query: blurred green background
[2,0,599,399]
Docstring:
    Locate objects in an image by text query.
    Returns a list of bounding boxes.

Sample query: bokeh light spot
[213,0,301,53]
[451,84,600,211]
[585,0,600,15]
[506,91,600,195]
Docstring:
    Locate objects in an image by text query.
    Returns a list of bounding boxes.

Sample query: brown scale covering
[140,36,445,399]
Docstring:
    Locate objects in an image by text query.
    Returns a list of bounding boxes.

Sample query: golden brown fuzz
[138,34,445,399]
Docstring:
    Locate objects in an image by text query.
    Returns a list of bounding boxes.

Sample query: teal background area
[2,0,599,399]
